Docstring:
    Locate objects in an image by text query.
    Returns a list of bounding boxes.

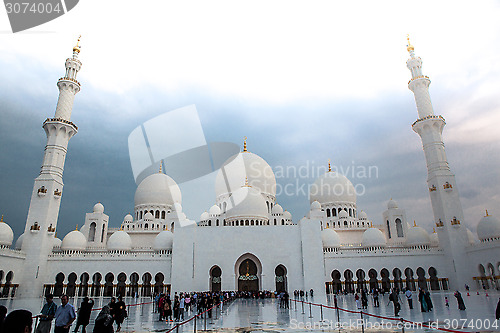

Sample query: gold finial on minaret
[244,176,250,187]
[243,137,248,152]
[328,159,332,172]
[75,225,78,231]
[413,220,417,227]
[55,232,57,238]
[433,227,436,233]
[73,35,81,54]
[159,162,163,174]
[485,209,489,216]
[0,215,3,223]
[406,34,414,53]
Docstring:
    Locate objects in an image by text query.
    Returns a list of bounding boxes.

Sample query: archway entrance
[236,256,260,292]
[275,265,287,292]
[210,266,222,292]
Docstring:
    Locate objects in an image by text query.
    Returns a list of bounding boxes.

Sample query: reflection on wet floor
[0,291,499,332]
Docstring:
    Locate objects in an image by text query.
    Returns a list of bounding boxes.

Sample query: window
[89,222,96,242]
[386,220,391,239]
[396,218,404,237]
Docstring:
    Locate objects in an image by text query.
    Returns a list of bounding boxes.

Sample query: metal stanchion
[294,299,297,311]
[309,302,313,318]
[194,315,197,333]
[320,304,323,321]
[400,318,405,333]
[176,324,180,333]
[301,300,305,314]
[204,311,207,331]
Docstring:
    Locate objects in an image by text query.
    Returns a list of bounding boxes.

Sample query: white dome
[310,171,356,205]
[0,220,14,247]
[209,205,221,216]
[134,173,182,207]
[124,214,133,223]
[321,228,340,248]
[200,211,209,221]
[52,236,62,248]
[226,186,269,220]
[107,230,132,251]
[339,210,349,218]
[61,230,87,251]
[93,202,104,213]
[283,211,292,220]
[430,231,439,245]
[477,213,500,241]
[406,226,431,246]
[15,233,24,250]
[310,201,321,211]
[154,230,174,250]
[358,211,368,220]
[362,227,386,247]
[144,212,154,221]
[272,204,284,215]
[215,152,276,199]
[387,199,398,209]
[466,228,477,245]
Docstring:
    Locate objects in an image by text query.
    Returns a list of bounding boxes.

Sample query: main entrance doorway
[235,254,262,292]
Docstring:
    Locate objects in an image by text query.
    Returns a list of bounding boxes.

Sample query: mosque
[0,38,499,300]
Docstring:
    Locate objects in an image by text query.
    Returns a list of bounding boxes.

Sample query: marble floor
[1,291,499,332]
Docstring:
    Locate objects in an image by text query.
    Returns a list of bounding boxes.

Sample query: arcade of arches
[326,267,448,293]
[43,272,170,298]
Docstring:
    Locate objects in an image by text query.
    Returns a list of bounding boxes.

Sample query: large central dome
[215,151,276,200]
[134,173,182,207]
[310,171,356,205]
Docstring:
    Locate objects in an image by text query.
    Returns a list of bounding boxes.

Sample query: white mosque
[0,38,499,300]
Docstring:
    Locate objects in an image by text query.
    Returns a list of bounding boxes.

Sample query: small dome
[358,211,368,220]
[53,236,62,248]
[477,212,500,241]
[209,205,221,216]
[144,212,154,221]
[339,210,349,219]
[107,230,132,251]
[466,228,477,245]
[154,230,174,250]
[271,204,284,215]
[321,228,340,248]
[430,231,439,245]
[310,172,356,205]
[15,233,24,250]
[134,173,182,207]
[124,214,133,223]
[0,219,14,247]
[362,227,386,247]
[406,225,431,246]
[200,211,209,221]
[310,201,321,211]
[226,186,268,220]
[387,199,398,210]
[61,230,87,251]
[93,202,104,213]
[283,211,292,220]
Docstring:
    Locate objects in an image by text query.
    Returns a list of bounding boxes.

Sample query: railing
[293,298,472,333]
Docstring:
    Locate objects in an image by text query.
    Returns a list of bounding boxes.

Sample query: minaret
[406,36,469,289]
[17,38,82,298]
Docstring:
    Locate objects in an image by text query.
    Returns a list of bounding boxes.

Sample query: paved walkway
[1,291,499,332]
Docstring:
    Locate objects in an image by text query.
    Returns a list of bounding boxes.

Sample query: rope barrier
[294,299,472,333]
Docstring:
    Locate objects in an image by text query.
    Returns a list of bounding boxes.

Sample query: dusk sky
[1,1,500,241]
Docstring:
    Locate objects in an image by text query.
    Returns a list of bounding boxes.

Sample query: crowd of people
[0,288,498,332]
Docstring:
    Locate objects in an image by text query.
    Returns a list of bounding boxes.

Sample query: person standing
[3,309,33,333]
[405,288,413,310]
[361,289,368,309]
[0,305,8,333]
[179,295,185,320]
[373,289,380,307]
[164,296,173,322]
[54,295,76,333]
[454,291,466,310]
[418,289,428,312]
[74,296,94,333]
[424,290,433,311]
[114,296,126,332]
[173,296,180,322]
[355,293,361,309]
[35,294,58,333]
[92,306,113,333]
[388,289,401,317]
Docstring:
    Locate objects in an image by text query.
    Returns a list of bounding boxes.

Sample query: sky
[1,0,500,241]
